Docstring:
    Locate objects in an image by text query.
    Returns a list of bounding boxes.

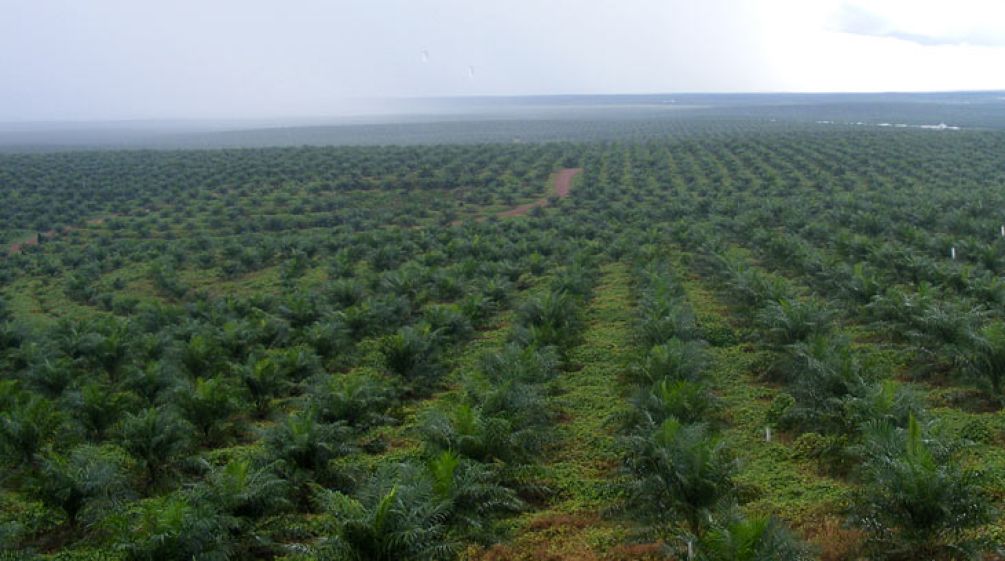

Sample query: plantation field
[2,119,1005,560]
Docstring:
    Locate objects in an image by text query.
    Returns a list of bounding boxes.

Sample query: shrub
[789,432,847,465]
[765,393,795,427]
[957,418,996,445]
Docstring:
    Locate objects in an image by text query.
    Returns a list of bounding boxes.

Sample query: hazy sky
[2,0,1005,121]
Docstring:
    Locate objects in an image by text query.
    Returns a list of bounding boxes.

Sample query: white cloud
[831,0,1005,47]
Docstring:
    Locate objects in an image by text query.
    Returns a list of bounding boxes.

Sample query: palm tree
[110,492,237,561]
[36,444,133,528]
[698,516,812,561]
[633,339,708,385]
[172,377,239,443]
[265,406,353,490]
[620,419,736,539]
[959,320,1005,399]
[841,380,924,434]
[24,356,78,398]
[841,262,881,304]
[627,379,718,428]
[423,451,522,534]
[313,473,456,561]
[423,304,473,344]
[203,458,290,518]
[302,317,353,366]
[381,323,443,384]
[478,343,560,385]
[852,415,993,560]
[0,393,64,466]
[420,403,520,464]
[754,298,833,348]
[512,290,584,354]
[67,382,135,440]
[637,269,701,346]
[310,371,397,430]
[117,406,192,489]
[771,334,873,432]
[237,355,289,418]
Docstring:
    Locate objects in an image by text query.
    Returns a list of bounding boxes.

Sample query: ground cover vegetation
[2,124,1005,560]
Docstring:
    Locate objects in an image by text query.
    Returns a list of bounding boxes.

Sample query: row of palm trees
[617,254,811,561]
[305,263,597,559]
[736,223,1005,405]
[0,143,567,237]
[705,248,995,560]
[2,224,585,557]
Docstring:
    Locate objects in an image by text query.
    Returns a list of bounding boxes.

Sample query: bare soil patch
[497,167,582,218]
[552,167,581,197]
[6,216,110,256]
[7,233,39,255]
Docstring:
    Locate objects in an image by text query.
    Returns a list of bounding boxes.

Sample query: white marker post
[765,426,772,442]
[951,247,956,260]
[1000,225,1003,238]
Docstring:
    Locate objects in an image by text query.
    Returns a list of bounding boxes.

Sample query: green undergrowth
[362,311,517,469]
[485,262,635,560]
[680,262,853,537]
[724,242,1005,538]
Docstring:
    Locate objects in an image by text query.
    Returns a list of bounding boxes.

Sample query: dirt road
[497,167,582,218]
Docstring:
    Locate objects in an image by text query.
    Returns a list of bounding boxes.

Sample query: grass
[684,245,1005,556]
[3,277,108,325]
[477,262,635,560]
[361,310,517,468]
[680,261,856,552]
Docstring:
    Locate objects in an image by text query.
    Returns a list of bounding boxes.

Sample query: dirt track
[553,167,580,197]
[6,233,39,256]
[497,167,582,218]
[5,168,582,253]
[5,217,109,256]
